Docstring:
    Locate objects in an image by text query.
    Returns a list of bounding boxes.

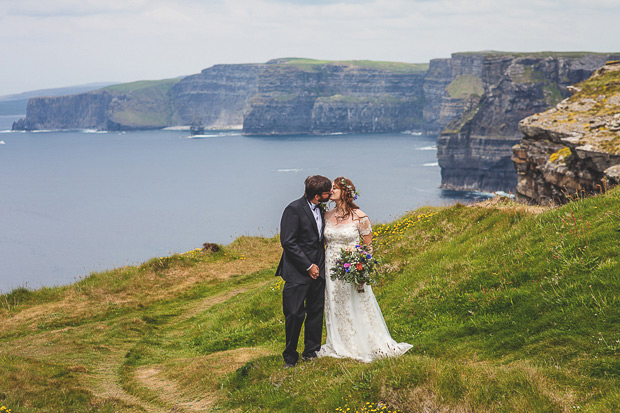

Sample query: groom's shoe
[302,352,317,362]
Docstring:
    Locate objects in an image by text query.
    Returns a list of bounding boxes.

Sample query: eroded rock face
[242,62,426,135]
[12,92,115,131]
[513,61,620,204]
[169,64,264,129]
[436,53,620,193]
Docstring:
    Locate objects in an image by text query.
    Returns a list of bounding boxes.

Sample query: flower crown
[340,178,360,200]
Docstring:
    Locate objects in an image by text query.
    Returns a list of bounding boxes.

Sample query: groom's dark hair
[304,175,332,200]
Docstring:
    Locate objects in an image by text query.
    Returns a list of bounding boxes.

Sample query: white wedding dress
[317,211,413,363]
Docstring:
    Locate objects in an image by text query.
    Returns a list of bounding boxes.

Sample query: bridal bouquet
[330,244,379,293]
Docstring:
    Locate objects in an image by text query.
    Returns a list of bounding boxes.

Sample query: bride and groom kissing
[276,175,412,368]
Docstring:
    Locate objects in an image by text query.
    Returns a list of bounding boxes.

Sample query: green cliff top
[2,190,620,411]
[102,78,181,94]
[455,51,618,58]
[270,57,429,73]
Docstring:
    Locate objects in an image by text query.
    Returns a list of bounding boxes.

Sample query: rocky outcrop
[436,52,620,193]
[512,61,620,204]
[242,60,427,135]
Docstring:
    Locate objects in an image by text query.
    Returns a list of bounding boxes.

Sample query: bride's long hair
[334,177,360,221]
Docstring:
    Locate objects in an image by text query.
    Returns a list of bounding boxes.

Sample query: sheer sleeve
[357,215,372,236]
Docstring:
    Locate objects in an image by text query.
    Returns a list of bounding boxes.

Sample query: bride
[317,177,412,362]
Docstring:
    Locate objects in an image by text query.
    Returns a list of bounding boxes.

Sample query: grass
[273,58,429,73]
[446,75,484,99]
[455,51,617,58]
[98,78,181,128]
[102,79,181,94]
[1,189,620,411]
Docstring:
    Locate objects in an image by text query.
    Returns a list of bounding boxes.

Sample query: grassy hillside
[1,188,620,412]
[100,79,181,128]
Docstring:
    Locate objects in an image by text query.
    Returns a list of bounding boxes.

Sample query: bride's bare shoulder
[352,209,369,220]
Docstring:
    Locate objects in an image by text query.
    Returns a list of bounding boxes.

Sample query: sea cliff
[242,59,427,135]
[435,52,620,193]
[13,59,428,134]
[512,60,620,204]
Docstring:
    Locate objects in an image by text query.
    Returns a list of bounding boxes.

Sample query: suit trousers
[282,278,325,364]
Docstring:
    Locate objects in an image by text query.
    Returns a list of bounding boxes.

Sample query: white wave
[185,134,220,139]
[423,162,439,167]
[0,140,5,144]
[494,191,515,199]
[417,146,437,151]
[277,168,303,173]
[82,129,107,134]
[402,130,423,136]
[328,132,344,135]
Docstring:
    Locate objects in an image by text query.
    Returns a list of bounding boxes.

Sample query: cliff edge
[513,60,620,204]
[436,52,620,193]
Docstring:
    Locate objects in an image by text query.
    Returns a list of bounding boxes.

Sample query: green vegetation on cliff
[1,189,620,411]
[272,58,429,73]
[456,51,615,58]
[100,78,181,129]
[102,78,181,94]
[446,75,484,99]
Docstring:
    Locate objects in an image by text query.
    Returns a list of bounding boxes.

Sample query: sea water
[0,124,491,292]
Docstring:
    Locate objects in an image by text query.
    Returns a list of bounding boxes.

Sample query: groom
[276,175,332,367]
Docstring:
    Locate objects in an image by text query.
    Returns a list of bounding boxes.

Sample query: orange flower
[356,263,363,271]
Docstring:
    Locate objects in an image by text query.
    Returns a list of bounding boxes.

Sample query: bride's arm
[354,210,373,254]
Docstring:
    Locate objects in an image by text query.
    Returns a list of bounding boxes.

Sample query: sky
[1,0,620,96]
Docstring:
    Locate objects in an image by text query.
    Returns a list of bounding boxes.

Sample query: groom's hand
[307,264,319,279]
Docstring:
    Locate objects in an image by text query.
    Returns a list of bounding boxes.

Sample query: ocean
[0,118,491,292]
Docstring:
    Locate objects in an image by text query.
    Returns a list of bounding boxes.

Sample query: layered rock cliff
[436,52,620,193]
[169,64,264,128]
[512,61,620,204]
[13,59,427,133]
[242,59,427,135]
[12,65,263,131]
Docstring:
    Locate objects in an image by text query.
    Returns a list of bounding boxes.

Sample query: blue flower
[345,268,350,273]
[366,254,372,259]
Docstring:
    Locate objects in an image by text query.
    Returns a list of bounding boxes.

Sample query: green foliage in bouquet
[330,244,380,290]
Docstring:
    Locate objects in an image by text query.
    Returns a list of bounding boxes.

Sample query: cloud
[1,0,619,95]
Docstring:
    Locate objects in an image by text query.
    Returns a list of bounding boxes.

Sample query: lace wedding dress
[317,211,413,363]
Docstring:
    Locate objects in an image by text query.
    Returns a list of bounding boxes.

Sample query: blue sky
[1,0,619,96]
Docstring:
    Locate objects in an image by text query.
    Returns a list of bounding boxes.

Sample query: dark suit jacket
[276,196,326,284]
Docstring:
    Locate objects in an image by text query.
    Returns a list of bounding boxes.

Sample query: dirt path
[134,347,272,412]
[121,279,276,411]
